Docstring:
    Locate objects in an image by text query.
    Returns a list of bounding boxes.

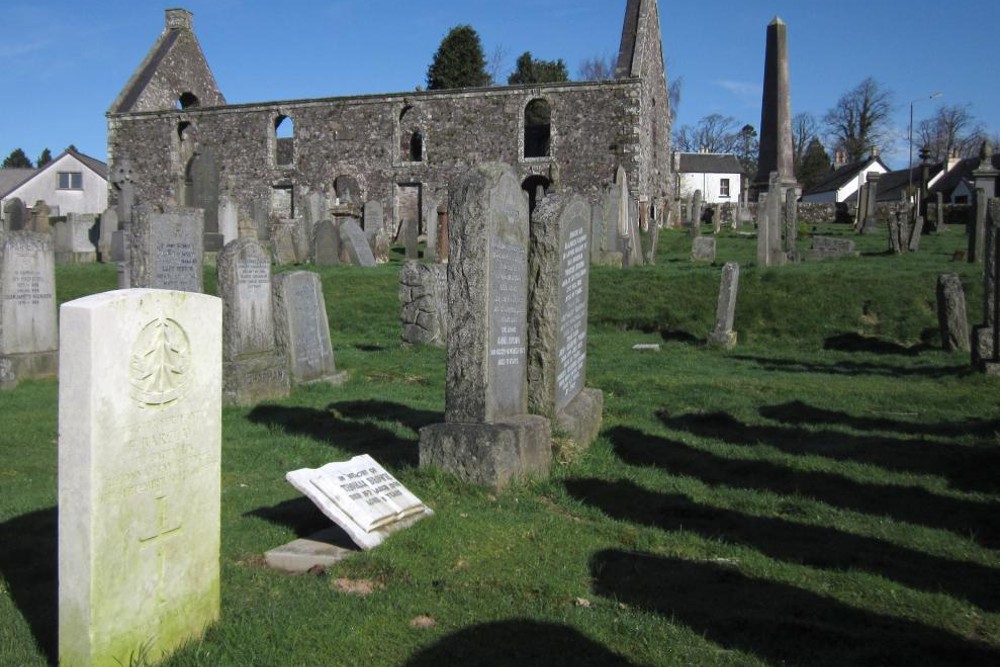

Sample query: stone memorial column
[862,172,881,234]
[970,191,988,264]
[691,189,703,238]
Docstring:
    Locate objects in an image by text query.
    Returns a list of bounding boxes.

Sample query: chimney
[166,8,193,31]
[834,150,847,168]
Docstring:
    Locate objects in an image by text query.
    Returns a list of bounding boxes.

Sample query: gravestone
[590,202,607,264]
[110,157,136,288]
[783,188,798,260]
[970,190,987,264]
[4,197,28,231]
[602,184,624,267]
[58,289,221,667]
[808,236,857,260]
[936,273,969,352]
[861,172,881,234]
[98,207,118,262]
[55,214,98,264]
[691,236,716,262]
[645,210,662,264]
[338,218,377,267]
[270,219,299,265]
[363,200,384,253]
[707,262,740,349]
[973,200,1000,371]
[0,232,58,389]
[908,216,924,252]
[626,197,643,266]
[272,270,346,386]
[217,239,290,405]
[425,200,440,261]
[527,193,603,447]
[691,189,703,238]
[252,196,270,241]
[419,163,551,490]
[31,200,52,234]
[399,261,448,346]
[130,206,204,292]
[218,195,239,247]
[405,217,419,260]
[313,219,341,265]
[285,454,433,550]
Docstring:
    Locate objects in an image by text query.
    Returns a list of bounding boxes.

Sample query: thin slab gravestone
[313,219,341,265]
[271,270,346,386]
[130,206,205,292]
[339,218,377,266]
[937,273,969,352]
[58,289,222,667]
[0,232,58,389]
[217,238,290,405]
[527,193,603,447]
[708,262,740,349]
[363,200,384,253]
[419,162,551,490]
[399,261,448,346]
[98,207,118,262]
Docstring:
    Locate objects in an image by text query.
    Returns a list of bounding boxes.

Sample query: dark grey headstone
[272,271,345,385]
[338,219,377,267]
[0,232,58,388]
[4,198,28,231]
[937,273,969,352]
[312,220,341,265]
[129,207,204,292]
[692,189,703,238]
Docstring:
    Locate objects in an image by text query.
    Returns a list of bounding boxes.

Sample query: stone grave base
[299,369,349,387]
[265,526,358,573]
[707,330,738,350]
[223,355,290,407]
[554,388,603,449]
[593,251,623,268]
[419,415,551,491]
[0,350,58,389]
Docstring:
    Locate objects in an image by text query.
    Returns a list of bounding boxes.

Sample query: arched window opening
[177,92,200,109]
[399,106,425,163]
[524,99,551,158]
[409,131,424,162]
[274,115,294,166]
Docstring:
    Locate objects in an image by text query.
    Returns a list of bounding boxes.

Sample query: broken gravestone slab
[286,454,432,550]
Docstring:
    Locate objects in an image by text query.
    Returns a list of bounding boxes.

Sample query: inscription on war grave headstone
[58,289,222,667]
[0,232,58,388]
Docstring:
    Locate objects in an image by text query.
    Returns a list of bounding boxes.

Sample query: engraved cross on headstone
[139,494,182,607]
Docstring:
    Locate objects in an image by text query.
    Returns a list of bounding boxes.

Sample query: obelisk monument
[754,17,797,197]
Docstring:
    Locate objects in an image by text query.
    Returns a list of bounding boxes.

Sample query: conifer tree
[426,25,490,90]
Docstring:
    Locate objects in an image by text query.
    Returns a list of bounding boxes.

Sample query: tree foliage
[672,113,742,154]
[507,52,568,86]
[734,124,759,177]
[36,148,52,168]
[426,25,490,90]
[792,112,820,173]
[823,77,895,162]
[2,148,33,169]
[798,138,832,191]
[917,104,984,162]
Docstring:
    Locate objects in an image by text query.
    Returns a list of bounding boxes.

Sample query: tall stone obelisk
[754,17,797,197]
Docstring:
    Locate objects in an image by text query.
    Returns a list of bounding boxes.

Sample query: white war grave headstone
[58,289,222,667]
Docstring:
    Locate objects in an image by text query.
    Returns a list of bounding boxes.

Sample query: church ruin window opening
[521,175,551,214]
[524,99,552,159]
[399,106,425,163]
[274,115,295,167]
[176,92,200,109]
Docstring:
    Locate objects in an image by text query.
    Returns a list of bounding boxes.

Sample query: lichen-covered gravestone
[419,163,551,489]
[272,270,346,385]
[691,236,717,262]
[129,206,204,292]
[217,238,290,405]
[58,289,222,667]
[312,219,341,265]
[399,261,448,346]
[937,273,969,352]
[708,262,741,349]
[527,193,603,447]
[0,231,58,388]
[338,218,377,266]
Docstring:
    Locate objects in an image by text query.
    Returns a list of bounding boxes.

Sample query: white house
[0,148,107,220]
[800,155,889,203]
[673,152,743,204]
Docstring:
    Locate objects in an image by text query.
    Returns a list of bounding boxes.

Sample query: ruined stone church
[107,0,672,247]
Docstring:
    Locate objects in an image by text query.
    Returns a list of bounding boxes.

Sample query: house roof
[676,152,742,174]
[0,148,107,199]
[802,156,889,196]
[0,169,38,198]
[870,163,945,202]
[927,154,1000,198]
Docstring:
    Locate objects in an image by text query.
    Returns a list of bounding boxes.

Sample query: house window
[720,178,731,198]
[58,172,82,190]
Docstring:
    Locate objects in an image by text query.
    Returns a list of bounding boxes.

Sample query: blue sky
[1,1,997,170]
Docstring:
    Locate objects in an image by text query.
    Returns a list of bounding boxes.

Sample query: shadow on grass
[0,507,57,665]
[245,497,338,538]
[660,409,1000,494]
[402,619,637,666]
[590,549,1000,666]
[731,354,967,379]
[608,426,1000,548]
[566,477,1000,611]
[823,332,927,356]
[247,400,441,468]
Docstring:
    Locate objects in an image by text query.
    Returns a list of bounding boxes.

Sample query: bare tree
[487,44,510,86]
[668,76,682,125]
[792,112,820,171]
[672,113,741,154]
[577,53,616,81]
[917,104,985,162]
[823,77,895,162]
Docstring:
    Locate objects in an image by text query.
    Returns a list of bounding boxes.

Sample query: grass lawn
[2,223,999,666]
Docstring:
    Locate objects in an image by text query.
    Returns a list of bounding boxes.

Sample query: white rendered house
[673,152,743,204]
[0,148,107,220]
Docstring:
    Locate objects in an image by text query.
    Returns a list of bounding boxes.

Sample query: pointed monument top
[770,16,785,26]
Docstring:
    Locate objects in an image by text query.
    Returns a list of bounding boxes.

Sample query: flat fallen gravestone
[286,454,432,550]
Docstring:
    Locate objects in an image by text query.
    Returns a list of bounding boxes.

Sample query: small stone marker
[217,238,290,405]
[691,236,716,262]
[632,343,661,352]
[399,261,448,346]
[285,454,433,550]
[31,200,52,234]
[272,270,346,385]
[58,289,221,667]
[419,163,551,490]
[808,236,857,260]
[0,232,58,388]
[937,273,969,352]
[338,218,377,266]
[708,262,740,349]
[130,206,204,292]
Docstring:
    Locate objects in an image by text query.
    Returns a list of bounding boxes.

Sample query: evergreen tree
[798,138,832,191]
[507,52,568,85]
[426,25,490,90]
[36,148,53,168]
[2,148,33,169]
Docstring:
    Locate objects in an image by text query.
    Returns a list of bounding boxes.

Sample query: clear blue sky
[2,1,997,170]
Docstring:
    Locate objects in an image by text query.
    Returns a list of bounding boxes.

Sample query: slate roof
[927,155,1000,198]
[0,168,38,198]
[802,156,889,196]
[676,153,742,174]
[875,163,946,202]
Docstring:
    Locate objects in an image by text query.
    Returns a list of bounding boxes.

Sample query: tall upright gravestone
[420,163,551,489]
[59,289,222,667]
[217,239,290,405]
[272,270,346,386]
[527,193,603,447]
[0,232,58,388]
[130,206,204,292]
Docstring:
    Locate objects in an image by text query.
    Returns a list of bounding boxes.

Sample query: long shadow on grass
[608,427,1000,548]
[402,619,637,666]
[245,497,341,538]
[660,409,1000,494]
[0,507,57,664]
[824,332,928,356]
[567,478,1000,611]
[732,354,966,379]
[247,400,441,467]
[590,549,1000,666]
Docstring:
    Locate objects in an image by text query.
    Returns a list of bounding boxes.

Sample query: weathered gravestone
[3,197,28,231]
[399,261,448,346]
[937,273,969,352]
[284,454,433,551]
[527,193,603,447]
[269,219,299,265]
[98,207,118,262]
[251,196,270,241]
[58,289,221,667]
[708,262,740,349]
[691,236,717,262]
[312,219,341,265]
[130,206,204,292]
[217,238,290,405]
[973,200,1000,372]
[808,236,857,260]
[970,190,988,264]
[0,232,58,389]
[691,189,703,238]
[363,200,384,254]
[590,202,607,264]
[861,172,881,234]
[338,218,377,267]
[599,184,624,267]
[31,200,52,234]
[405,217,419,260]
[217,195,239,248]
[55,213,98,264]
[419,163,551,489]
[272,270,346,386]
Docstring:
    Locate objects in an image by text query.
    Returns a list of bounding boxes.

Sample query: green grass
[2,227,999,666]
